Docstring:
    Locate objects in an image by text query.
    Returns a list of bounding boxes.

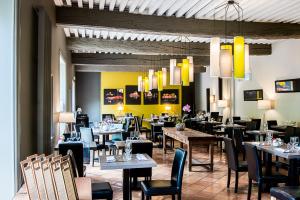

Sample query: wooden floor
[86,143,272,200]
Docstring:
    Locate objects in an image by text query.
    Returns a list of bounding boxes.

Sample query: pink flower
[182,104,191,112]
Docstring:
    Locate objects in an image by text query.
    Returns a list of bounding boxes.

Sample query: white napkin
[136,154,148,161]
[275,148,292,153]
[106,156,116,162]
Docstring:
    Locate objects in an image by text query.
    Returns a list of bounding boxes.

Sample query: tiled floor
[87,143,271,200]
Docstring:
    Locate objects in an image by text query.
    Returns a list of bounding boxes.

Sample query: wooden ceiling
[54,0,300,72]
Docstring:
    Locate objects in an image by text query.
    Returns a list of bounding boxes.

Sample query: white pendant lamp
[152,74,158,89]
[210,37,220,77]
[170,59,177,85]
[219,45,233,78]
[174,63,182,85]
[138,76,143,92]
[244,44,251,80]
[187,56,194,82]
[148,69,154,90]
[162,68,167,87]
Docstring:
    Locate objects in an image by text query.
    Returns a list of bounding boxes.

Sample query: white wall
[0,0,17,198]
[235,39,300,124]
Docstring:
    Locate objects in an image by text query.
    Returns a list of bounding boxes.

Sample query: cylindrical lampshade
[170,59,177,85]
[152,74,158,89]
[138,76,143,92]
[181,59,189,86]
[162,68,167,87]
[148,69,154,90]
[217,100,229,108]
[220,45,233,78]
[210,37,220,77]
[244,44,251,80]
[234,36,245,79]
[174,64,182,85]
[59,112,75,123]
[144,77,149,92]
[257,100,271,110]
[187,56,194,82]
[156,71,163,91]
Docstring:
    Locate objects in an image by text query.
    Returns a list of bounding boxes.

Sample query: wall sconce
[117,105,124,111]
[210,95,216,103]
[165,105,171,111]
[217,100,229,108]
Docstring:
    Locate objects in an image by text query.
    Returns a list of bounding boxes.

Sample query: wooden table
[246,142,300,186]
[14,177,92,200]
[99,154,157,200]
[162,127,217,172]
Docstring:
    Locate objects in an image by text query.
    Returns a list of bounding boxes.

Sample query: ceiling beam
[68,38,271,56]
[57,7,300,39]
[72,53,208,72]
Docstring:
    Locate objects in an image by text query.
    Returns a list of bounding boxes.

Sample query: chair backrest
[284,126,296,143]
[164,121,175,127]
[76,114,89,127]
[246,121,257,131]
[41,160,57,200]
[102,114,115,121]
[131,142,153,157]
[80,127,94,145]
[217,115,223,122]
[233,116,241,121]
[245,143,262,181]
[223,137,238,171]
[111,124,124,141]
[210,112,219,120]
[59,142,84,177]
[67,150,79,178]
[171,148,187,189]
[51,160,68,200]
[134,116,141,132]
[251,118,261,130]
[267,120,278,129]
[233,129,245,154]
[141,114,144,127]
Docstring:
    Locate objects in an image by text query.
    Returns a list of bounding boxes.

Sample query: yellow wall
[100,72,182,119]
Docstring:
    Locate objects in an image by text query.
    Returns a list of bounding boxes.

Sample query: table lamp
[59,112,76,134]
[217,100,229,108]
[257,100,271,130]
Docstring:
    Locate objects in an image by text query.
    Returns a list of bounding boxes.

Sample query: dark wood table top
[162,127,216,141]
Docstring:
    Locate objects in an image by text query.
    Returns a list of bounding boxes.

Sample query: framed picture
[125,85,141,105]
[103,89,124,105]
[275,79,300,93]
[160,89,179,104]
[144,89,158,105]
[244,89,263,101]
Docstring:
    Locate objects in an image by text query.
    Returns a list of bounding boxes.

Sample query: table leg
[123,169,131,200]
[263,152,272,190]
[163,133,166,154]
[288,159,299,186]
[209,143,214,171]
[102,135,106,155]
[188,143,192,171]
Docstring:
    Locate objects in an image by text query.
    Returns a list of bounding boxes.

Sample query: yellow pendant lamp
[144,77,149,92]
[181,59,189,86]
[156,71,163,91]
[234,36,245,79]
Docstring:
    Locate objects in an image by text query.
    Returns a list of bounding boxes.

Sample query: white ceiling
[54,0,300,24]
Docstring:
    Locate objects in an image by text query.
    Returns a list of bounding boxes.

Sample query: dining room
[6,0,300,200]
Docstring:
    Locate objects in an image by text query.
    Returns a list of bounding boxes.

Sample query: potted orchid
[182,104,191,120]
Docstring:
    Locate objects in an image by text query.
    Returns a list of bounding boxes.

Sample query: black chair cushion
[271,187,300,200]
[92,182,113,199]
[141,180,178,196]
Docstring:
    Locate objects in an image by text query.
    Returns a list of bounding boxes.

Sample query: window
[60,53,67,112]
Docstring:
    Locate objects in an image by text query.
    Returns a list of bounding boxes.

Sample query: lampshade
[165,105,171,111]
[117,105,124,111]
[244,44,251,80]
[148,69,154,90]
[181,59,190,86]
[174,64,182,85]
[257,100,271,110]
[156,71,163,91]
[152,74,158,89]
[234,36,245,79]
[210,37,220,77]
[144,77,149,92]
[217,100,229,108]
[59,112,75,123]
[187,56,194,82]
[162,68,167,87]
[220,45,233,78]
[138,76,143,92]
[210,95,216,103]
[170,59,176,85]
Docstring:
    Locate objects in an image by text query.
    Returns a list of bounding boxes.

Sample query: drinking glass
[124,140,132,161]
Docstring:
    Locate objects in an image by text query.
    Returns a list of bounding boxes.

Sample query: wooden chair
[51,160,69,200]
[41,160,58,200]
